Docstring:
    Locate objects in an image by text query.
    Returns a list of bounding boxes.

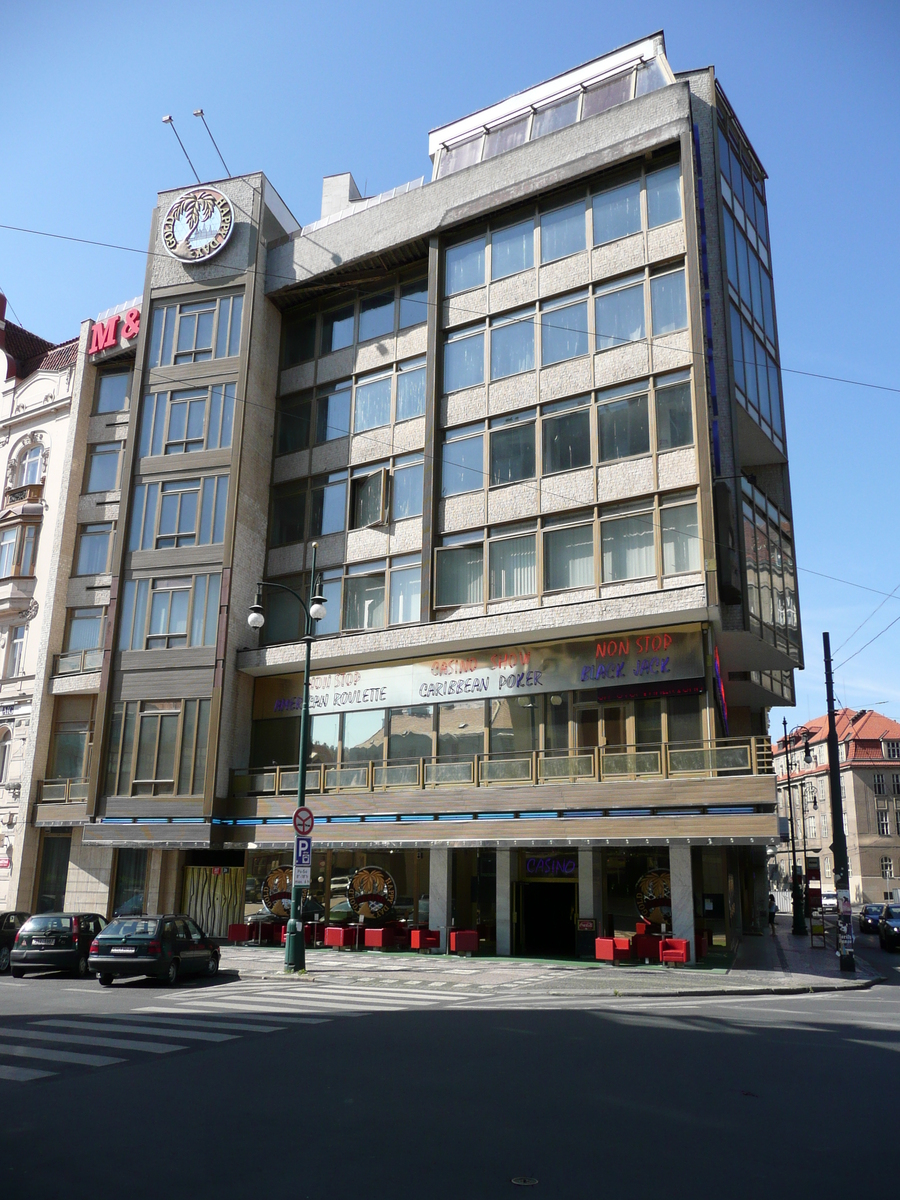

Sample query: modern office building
[11,31,802,957]
[774,710,900,905]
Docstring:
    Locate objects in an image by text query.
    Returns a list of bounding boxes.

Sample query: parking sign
[293,836,312,888]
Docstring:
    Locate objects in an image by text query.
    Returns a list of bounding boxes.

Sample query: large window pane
[483,115,530,161]
[76,525,111,575]
[490,697,537,755]
[390,566,421,624]
[443,331,484,392]
[436,546,483,606]
[343,573,385,629]
[650,269,688,335]
[662,503,700,574]
[399,279,427,329]
[532,95,579,139]
[582,72,633,119]
[490,315,534,379]
[441,431,483,496]
[544,525,594,590]
[595,282,645,350]
[392,461,424,519]
[354,376,391,432]
[656,382,693,450]
[96,373,129,414]
[489,534,536,598]
[592,180,641,245]
[446,238,485,295]
[540,202,586,263]
[358,291,394,342]
[541,301,588,364]
[271,488,305,547]
[87,444,121,493]
[438,701,483,758]
[601,514,655,581]
[388,706,432,759]
[66,608,103,652]
[598,394,649,461]
[316,384,351,442]
[396,362,425,421]
[543,406,591,474]
[342,709,385,763]
[647,164,682,227]
[668,694,703,744]
[491,219,534,280]
[437,135,483,178]
[322,305,354,353]
[276,392,311,455]
[311,713,339,763]
[351,472,384,528]
[283,315,316,367]
[310,477,347,536]
[490,421,535,485]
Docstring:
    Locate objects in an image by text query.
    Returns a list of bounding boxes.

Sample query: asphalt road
[0,932,897,1200]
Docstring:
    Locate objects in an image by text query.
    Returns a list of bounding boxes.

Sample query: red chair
[595,937,632,964]
[324,926,356,949]
[364,927,395,950]
[632,934,662,962]
[634,922,651,936]
[660,937,690,965]
[227,924,250,943]
[450,929,478,955]
[410,928,440,951]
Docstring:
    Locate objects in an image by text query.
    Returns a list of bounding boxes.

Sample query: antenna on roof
[193,109,232,178]
[162,115,201,184]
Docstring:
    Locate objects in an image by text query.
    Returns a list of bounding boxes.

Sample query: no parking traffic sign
[292,807,314,836]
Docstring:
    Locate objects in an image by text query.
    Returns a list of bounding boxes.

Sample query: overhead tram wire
[834,612,900,673]
[1,218,898,399]
[833,580,900,655]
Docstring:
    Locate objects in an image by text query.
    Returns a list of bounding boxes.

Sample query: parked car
[878,904,900,951]
[859,903,884,934]
[89,915,219,986]
[0,911,31,973]
[11,913,107,978]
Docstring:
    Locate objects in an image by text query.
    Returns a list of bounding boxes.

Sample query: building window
[275,391,311,456]
[148,294,243,367]
[270,483,306,548]
[893,774,900,795]
[342,562,386,631]
[4,626,26,679]
[597,381,649,461]
[488,529,536,599]
[885,741,900,760]
[95,372,130,414]
[311,473,348,537]
[396,357,426,421]
[445,237,486,295]
[491,218,534,281]
[541,292,589,365]
[49,697,93,781]
[805,814,817,840]
[656,378,693,450]
[315,380,352,442]
[62,608,104,663]
[118,574,221,651]
[435,541,484,607]
[540,200,586,264]
[532,93,579,139]
[441,423,484,496]
[882,857,894,880]
[354,373,392,433]
[650,268,688,336]
[322,304,355,354]
[878,810,891,837]
[358,290,395,343]
[0,523,39,578]
[139,384,235,457]
[388,556,421,625]
[392,455,424,520]
[75,523,113,575]
[595,274,644,351]
[105,698,210,797]
[350,468,388,529]
[823,857,832,879]
[282,313,317,367]
[592,177,641,245]
[661,497,701,575]
[490,310,534,380]
[399,279,427,329]
[16,446,43,487]
[542,396,591,475]
[601,505,654,582]
[483,114,531,162]
[874,774,886,795]
[543,522,594,591]
[86,442,123,493]
[128,476,228,551]
[646,163,682,228]
[490,411,535,485]
[0,729,9,783]
[444,326,484,392]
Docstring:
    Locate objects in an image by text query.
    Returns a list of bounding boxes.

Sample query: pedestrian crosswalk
[0,1006,330,1086]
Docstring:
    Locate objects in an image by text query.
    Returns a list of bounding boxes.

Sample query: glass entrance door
[36,834,71,913]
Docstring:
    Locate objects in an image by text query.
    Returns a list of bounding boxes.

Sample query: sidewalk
[218,924,882,998]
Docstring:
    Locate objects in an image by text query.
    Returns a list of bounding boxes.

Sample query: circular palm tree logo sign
[161,187,234,262]
[347,866,396,919]
[635,869,672,926]
[260,866,292,919]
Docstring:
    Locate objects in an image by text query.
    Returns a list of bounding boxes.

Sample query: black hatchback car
[879,904,900,950]
[11,913,107,978]
[859,903,884,934]
[89,915,219,986]
[0,911,31,973]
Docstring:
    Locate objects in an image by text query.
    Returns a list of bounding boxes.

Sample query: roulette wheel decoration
[347,866,396,919]
[635,869,672,926]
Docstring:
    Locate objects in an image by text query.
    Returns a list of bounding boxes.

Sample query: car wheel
[206,953,219,977]
[11,966,25,979]
[0,946,9,973]
[98,973,114,988]
[74,954,89,980]
[164,960,179,986]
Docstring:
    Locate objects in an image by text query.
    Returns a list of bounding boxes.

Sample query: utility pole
[782,718,807,936]
[823,631,855,972]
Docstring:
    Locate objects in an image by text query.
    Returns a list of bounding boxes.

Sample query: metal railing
[52,648,103,676]
[232,736,773,797]
[37,778,90,803]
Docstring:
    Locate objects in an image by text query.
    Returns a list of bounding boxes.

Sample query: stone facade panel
[396,324,428,360]
[392,417,426,453]
[657,447,698,491]
[650,330,692,373]
[355,339,395,374]
[438,492,485,532]
[487,481,540,524]
[442,385,486,428]
[346,527,390,561]
[272,448,310,484]
[315,347,354,384]
[488,372,537,415]
[594,342,650,387]
[489,271,536,313]
[647,221,686,265]
[591,234,645,282]
[540,468,594,512]
[539,252,590,299]
[539,356,592,402]
[279,361,315,396]
[310,438,349,475]
[443,288,486,329]
[597,456,654,503]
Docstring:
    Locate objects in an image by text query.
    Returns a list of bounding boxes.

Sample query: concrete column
[496,850,512,955]
[429,846,451,950]
[577,848,604,929]
[63,828,113,917]
[669,844,695,962]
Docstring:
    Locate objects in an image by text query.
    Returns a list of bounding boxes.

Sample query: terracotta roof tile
[37,339,78,373]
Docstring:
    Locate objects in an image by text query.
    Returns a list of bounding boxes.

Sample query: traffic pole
[823,631,855,972]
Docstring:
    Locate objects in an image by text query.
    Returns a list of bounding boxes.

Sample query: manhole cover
[511,1178,538,1187]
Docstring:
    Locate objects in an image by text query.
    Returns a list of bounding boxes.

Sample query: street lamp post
[781,719,812,936]
[247,543,327,974]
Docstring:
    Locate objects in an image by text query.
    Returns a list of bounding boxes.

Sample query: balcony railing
[37,778,90,803]
[3,483,44,505]
[52,648,103,676]
[232,736,774,797]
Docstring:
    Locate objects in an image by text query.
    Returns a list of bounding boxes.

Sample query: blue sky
[2,0,897,733]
